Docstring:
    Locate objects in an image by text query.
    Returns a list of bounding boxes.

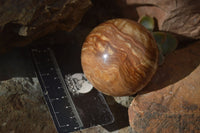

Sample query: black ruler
[31,48,114,133]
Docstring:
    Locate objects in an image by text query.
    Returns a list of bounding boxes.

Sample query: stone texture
[114,96,134,108]
[74,126,134,133]
[81,19,158,96]
[128,41,200,133]
[0,1,199,132]
[126,0,200,39]
[0,0,92,53]
[0,78,57,133]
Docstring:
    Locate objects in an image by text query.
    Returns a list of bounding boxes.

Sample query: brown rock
[126,0,200,39]
[0,0,92,52]
[128,41,200,133]
[0,78,57,133]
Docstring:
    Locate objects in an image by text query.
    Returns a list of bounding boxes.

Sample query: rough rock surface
[0,78,57,133]
[74,126,134,133]
[126,0,200,39]
[0,0,92,53]
[114,96,134,108]
[128,41,200,133]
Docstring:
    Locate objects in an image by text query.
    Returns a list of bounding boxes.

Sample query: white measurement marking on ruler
[41,73,50,76]
[60,124,70,128]
[35,56,63,127]
[34,48,83,129]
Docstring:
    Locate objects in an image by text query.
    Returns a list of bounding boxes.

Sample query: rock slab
[0,0,92,53]
[126,0,200,39]
[0,78,57,133]
[128,41,200,133]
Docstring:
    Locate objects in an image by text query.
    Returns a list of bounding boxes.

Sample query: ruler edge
[31,49,62,133]
[31,48,84,133]
[48,48,84,129]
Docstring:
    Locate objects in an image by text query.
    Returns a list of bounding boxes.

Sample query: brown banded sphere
[81,19,158,96]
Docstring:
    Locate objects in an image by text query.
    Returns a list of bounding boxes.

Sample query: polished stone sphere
[81,19,158,96]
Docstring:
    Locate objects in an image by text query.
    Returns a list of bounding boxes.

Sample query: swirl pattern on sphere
[81,19,158,96]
